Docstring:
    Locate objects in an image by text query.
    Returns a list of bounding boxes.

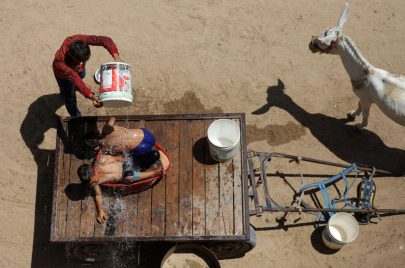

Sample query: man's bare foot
[145,164,164,177]
[152,166,164,177]
[159,150,170,172]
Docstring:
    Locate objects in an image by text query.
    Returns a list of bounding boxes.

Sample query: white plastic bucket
[99,62,133,107]
[207,119,240,162]
[322,213,359,250]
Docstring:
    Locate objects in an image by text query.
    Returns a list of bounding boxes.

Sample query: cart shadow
[21,94,176,267]
[57,116,100,160]
[20,94,70,267]
[252,79,405,175]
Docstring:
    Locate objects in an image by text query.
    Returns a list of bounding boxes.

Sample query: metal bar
[266,153,396,176]
[62,113,246,122]
[240,113,251,240]
[259,153,273,209]
[262,207,405,213]
[248,159,261,216]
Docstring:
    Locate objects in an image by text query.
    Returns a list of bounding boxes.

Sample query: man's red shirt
[53,34,119,98]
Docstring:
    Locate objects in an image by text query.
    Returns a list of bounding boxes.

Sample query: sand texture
[1,0,405,267]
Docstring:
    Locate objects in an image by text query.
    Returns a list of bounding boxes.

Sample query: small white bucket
[207,119,240,162]
[99,62,133,107]
[322,213,359,250]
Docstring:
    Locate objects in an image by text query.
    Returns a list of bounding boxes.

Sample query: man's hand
[92,96,103,108]
[112,53,124,63]
[88,93,103,108]
[97,210,107,224]
[152,166,164,177]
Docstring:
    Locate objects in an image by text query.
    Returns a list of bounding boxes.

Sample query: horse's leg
[353,101,371,131]
[347,101,362,119]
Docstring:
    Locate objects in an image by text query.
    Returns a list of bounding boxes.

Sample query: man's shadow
[20,93,71,267]
[252,79,405,175]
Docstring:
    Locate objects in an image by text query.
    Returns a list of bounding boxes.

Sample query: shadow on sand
[252,79,405,175]
[20,94,68,267]
[20,94,175,267]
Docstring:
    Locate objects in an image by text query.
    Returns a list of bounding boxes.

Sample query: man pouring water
[53,34,124,116]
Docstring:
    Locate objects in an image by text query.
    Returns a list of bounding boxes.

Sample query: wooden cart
[51,114,254,262]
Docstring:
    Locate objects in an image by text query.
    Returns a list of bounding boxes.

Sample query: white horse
[310,3,405,130]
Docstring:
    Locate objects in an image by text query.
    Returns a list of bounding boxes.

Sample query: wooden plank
[192,120,206,236]
[233,141,244,235]
[204,119,220,235]
[137,189,151,236]
[178,120,193,236]
[94,120,111,237]
[136,120,158,237]
[65,120,86,238]
[111,119,129,237]
[150,120,166,237]
[79,121,98,238]
[122,120,139,237]
[165,120,180,236]
[219,118,240,235]
[219,157,234,235]
[55,121,69,238]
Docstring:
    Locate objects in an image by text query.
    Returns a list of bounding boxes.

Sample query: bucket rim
[327,212,359,243]
[207,119,240,148]
[100,62,131,67]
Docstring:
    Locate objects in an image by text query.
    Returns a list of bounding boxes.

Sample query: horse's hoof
[347,111,356,120]
[353,124,363,131]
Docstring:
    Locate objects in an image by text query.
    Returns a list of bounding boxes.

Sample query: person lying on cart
[78,116,170,223]
[77,155,163,224]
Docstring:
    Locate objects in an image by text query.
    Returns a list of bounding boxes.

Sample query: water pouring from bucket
[97,62,133,107]
[207,119,240,162]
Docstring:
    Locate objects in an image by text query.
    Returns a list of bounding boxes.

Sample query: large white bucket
[322,213,359,250]
[207,119,240,162]
[99,62,133,107]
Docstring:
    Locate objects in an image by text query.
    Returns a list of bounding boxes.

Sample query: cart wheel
[209,227,257,259]
[65,243,124,263]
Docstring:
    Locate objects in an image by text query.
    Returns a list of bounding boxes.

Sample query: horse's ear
[317,34,336,46]
[337,3,349,30]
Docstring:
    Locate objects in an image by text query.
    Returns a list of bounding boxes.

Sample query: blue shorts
[131,128,156,156]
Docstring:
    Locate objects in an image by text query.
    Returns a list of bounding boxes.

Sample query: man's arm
[107,117,116,126]
[112,53,124,63]
[109,156,126,163]
[123,166,164,184]
[83,35,119,57]
[93,184,107,224]
[100,117,115,138]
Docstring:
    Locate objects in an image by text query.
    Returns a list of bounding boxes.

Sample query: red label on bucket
[100,63,131,93]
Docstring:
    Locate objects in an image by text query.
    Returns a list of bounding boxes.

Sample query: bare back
[95,155,124,184]
[101,124,145,154]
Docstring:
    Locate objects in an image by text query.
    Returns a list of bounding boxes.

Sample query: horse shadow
[252,79,405,175]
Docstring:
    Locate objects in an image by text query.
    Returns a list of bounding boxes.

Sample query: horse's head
[309,3,349,55]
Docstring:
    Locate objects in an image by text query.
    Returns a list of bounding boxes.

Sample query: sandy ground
[1,0,405,267]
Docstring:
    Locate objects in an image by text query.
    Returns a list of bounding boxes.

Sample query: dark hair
[69,40,91,62]
[84,131,101,148]
[77,164,91,184]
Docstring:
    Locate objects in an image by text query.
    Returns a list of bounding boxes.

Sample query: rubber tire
[208,226,257,260]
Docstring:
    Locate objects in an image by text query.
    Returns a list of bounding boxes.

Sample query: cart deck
[51,114,249,243]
